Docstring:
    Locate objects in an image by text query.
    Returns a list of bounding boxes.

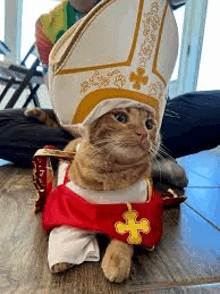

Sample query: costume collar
[66,180,148,204]
[58,158,152,204]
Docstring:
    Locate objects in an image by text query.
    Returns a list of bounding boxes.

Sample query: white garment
[48,227,99,272]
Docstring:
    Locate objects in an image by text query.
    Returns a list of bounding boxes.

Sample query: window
[0,0,5,61]
[20,0,59,61]
[197,0,220,91]
[170,6,185,81]
[168,0,208,98]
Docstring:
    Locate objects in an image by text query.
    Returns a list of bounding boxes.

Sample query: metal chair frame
[0,42,45,108]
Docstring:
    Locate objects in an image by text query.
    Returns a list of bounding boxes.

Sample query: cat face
[87,107,160,163]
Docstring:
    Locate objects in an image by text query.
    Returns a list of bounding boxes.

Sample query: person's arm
[35,17,54,65]
[34,1,88,66]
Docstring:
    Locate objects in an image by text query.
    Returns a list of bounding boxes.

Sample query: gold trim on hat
[152,2,168,86]
[72,88,160,124]
[56,0,144,75]
[55,0,169,87]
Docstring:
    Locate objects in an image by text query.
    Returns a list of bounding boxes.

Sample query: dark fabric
[0,109,73,167]
[0,90,219,166]
[161,91,220,158]
[171,2,186,10]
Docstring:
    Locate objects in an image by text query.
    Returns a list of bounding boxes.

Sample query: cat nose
[135,128,148,143]
[136,127,147,137]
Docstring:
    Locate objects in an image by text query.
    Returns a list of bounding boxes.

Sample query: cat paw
[101,247,132,283]
[51,262,73,273]
[24,108,36,117]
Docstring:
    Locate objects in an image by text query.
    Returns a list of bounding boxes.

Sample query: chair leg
[22,84,40,108]
[5,59,39,108]
[32,92,41,107]
[0,79,15,103]
[28,83,41,107]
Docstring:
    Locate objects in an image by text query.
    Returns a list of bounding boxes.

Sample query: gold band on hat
[72,88,160,124]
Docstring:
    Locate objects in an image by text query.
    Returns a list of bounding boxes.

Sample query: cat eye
[145,119,154,130]
[114,112,128,123]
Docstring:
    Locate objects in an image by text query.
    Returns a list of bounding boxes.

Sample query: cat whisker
[100,144,129,168]
[152,146,168,161]
[159,142,171,152]
[162,159,184,186]
[154,154,164,162]
[104,144,152,169]
[90,146,107,157]
[150,142,162,157]
[156,145,173,160]
[151,157,163,181]
[156,147,167,156]
[105,143,122,165]
[77,144,107,158]
[156,150,169,161]
[91,139,112,146]
[164,109,180,118]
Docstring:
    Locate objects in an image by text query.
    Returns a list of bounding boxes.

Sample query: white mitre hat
[49,0,178,136]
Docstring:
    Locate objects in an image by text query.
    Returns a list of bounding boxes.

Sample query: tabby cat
[25,107,187,283]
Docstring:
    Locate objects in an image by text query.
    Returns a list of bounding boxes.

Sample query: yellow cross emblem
[115,204,150,245]
[129,67,149,90]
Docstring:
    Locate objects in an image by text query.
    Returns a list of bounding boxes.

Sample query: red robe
[42,181,163,248]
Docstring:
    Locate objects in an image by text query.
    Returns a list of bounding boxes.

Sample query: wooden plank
[0,163,18,188]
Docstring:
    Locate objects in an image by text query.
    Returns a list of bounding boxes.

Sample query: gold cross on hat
[129,67,149,90]
[115,203,150,245]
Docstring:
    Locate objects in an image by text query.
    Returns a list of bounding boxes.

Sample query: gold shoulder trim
[145,177,153,203]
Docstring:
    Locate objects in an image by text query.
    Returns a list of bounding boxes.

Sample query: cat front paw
[51,262,73,273]
[101,251,131,283]
[101,240,133,283]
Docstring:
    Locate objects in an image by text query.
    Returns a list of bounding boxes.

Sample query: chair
[0,42,45,108]
[0,40,11,55]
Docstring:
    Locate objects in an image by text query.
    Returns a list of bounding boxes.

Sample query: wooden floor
[0,148,219,294]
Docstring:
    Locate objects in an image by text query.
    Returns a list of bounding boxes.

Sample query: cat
[25,107,187,283]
